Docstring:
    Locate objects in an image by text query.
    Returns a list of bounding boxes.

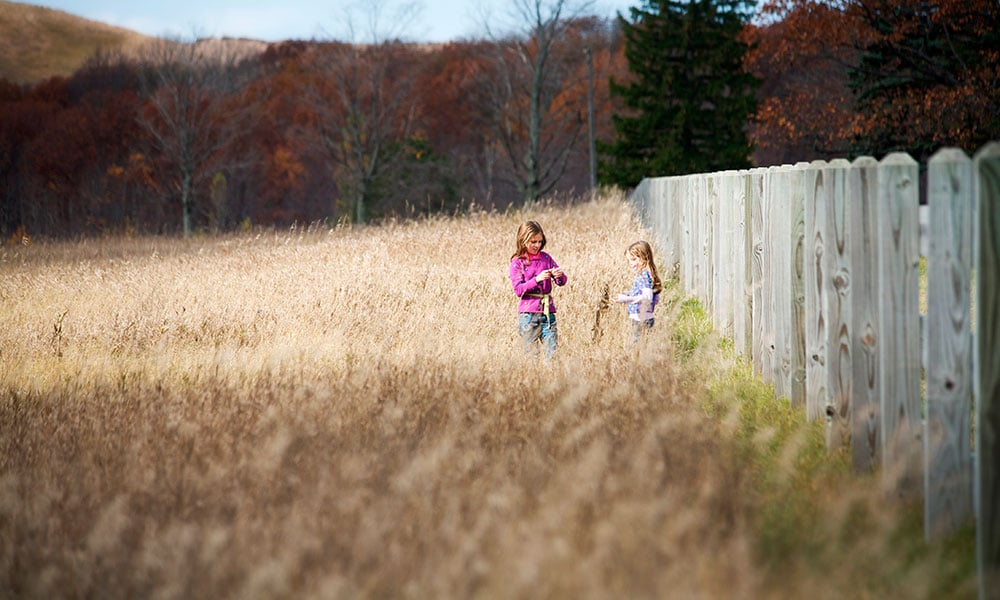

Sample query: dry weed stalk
[591,283,611,343]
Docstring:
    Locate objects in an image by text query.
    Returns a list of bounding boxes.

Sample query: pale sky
[32,0,640,43]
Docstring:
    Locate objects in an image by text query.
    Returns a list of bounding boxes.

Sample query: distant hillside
[0,1,157,84]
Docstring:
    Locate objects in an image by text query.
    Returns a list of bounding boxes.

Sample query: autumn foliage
[2,1,997,238]
[747,0,1000,164]
[0,21,622,238]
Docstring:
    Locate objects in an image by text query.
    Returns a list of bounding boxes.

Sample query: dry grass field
[0,193,976,598]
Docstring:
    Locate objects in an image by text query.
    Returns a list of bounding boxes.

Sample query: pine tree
[600,0,759,187]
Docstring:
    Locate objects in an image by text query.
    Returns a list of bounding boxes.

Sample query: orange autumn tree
[748,0,1000,164]
[746,1,859,164]
[415,41,505,203]
[846,0,1000,160]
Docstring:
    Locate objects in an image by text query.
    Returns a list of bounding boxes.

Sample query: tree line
[1,0,996,239]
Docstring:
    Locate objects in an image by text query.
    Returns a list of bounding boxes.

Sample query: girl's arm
[615,288,653,304]
[615,270,653,303]
[510,259,551,297]
[548,256,567,286]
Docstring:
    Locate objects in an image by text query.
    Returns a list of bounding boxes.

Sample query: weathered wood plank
[790,163,808,408]
[772,166,793,399]
[804,160,828,422]
[737,171,753,359]
[665,177,682,279]
[678,175,696,296]
[724,171,741,342]
[826,159,853,450]
[711,173,729,336]
[877,152,922,499]
[645,177,662,256]
[975,142,1000,599]
[849,157,880,472]
[701,174,714,311]
[924,148,974,541]
[751,168,772,381]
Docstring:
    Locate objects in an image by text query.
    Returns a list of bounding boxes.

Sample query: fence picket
[923,148,975,541]
[790,164,808,408]
[877,152,922,499]
[737,171,753,358]
[772,166,793,399]
[849,157,880,473]
[826,159,853,450]
[974,142,1000,599]
[804,161,828,422]
[711,173,730,336]
[666,178,682,278]
[751,168,772,382]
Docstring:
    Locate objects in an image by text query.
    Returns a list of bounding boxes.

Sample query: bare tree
[478,0,595,203]
[304,0,424,223]
[136,37,259,236]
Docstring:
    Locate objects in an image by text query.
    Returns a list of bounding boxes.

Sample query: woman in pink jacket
[508,220,568,359]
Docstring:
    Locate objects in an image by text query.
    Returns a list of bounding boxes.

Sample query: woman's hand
[535,269,552,283]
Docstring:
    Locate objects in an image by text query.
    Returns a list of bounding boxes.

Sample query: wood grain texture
[751,168,771,381]
[924,148,974,541]
[771,166,793,399]
[789,164,807,408]
[825,159,853,450]
[877,153,922,499]
[804,161,828,422]
[849,157,880,472]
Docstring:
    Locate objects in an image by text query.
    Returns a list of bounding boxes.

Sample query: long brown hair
[511,220,546,261]
[627,240,662,294]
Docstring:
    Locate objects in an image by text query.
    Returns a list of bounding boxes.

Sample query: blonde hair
[627,240,662,294]
[511,220,546,261]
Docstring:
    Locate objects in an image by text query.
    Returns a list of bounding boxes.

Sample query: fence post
[878,152,922,499]
[849,157,880,472]
[924,148,974,541]
[975,141,1000,599]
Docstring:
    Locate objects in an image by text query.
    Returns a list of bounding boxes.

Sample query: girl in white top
[614,240,663,342]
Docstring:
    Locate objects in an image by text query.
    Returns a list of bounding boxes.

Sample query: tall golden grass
[0,193,975,598]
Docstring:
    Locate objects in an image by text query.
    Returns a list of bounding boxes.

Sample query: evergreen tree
[600,0,759,187]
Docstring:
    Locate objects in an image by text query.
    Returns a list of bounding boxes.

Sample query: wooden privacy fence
[630,144,1000,597]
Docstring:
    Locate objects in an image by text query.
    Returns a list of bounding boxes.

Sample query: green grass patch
[669,286,977,597]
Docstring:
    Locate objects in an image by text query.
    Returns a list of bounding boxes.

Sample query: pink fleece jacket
[509,252,568,314]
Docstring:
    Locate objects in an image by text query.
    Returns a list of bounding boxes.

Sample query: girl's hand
[615,293,630,303]
[550,268,563,280]
[535,270,552,283]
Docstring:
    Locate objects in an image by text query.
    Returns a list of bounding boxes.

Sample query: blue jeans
[518,313,557,359]
[631,318,654,344]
